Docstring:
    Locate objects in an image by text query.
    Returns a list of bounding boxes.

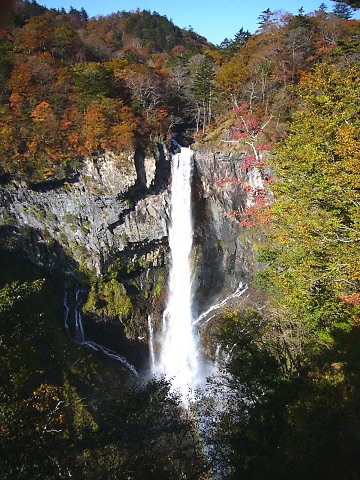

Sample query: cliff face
[0,145,262,347]
[193,149,258,313]
[0,148,170,275]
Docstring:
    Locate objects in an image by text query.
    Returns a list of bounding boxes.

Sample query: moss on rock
[83,278,132,319]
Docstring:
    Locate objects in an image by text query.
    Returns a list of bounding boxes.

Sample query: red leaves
[231,103,248,115]
[229,204,273,228]
[339,292,360,307]
[238,205,273,228]
[216,176,243,187]
[238,155,269,172]
[230,119,261,140]
[258,143,272,152]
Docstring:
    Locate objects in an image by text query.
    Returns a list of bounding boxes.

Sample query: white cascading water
[193,282,249,326]
[63,285,70,331]
[148,315,156,370]
[64,286,139,377]
[157,147,199,401]
[74,288,85,343]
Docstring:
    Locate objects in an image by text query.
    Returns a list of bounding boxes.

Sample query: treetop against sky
[36,0,360,44]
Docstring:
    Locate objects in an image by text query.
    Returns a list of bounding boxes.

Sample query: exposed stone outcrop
[0,144,267,349]
[192,149,261,314]
[0,148,170,275]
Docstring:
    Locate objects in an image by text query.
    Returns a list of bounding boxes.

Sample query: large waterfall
[157,147,200,401]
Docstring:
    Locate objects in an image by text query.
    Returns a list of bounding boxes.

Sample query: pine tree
[257,8,273,28]
[333,1,354,18]
[192,56,215,133]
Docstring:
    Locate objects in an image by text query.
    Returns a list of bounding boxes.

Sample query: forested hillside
[0,0,359,478]
[200,3,360,479]
[0,0,210,183]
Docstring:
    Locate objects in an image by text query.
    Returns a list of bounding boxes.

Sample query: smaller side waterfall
[193,282,249,326]
[74,288,85,343]
[63,285,138,376]
[83,340,139,377]
[63,285,70,331]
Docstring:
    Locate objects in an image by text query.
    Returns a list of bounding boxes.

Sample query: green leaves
[0,279,44,313]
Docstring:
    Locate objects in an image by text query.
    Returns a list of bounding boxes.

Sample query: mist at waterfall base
[150,146,213,403]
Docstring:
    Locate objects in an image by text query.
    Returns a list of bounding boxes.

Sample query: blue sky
[39,0,359,45]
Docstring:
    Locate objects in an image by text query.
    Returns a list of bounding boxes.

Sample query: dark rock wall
[193,149,257,315]
[0,145,263,350]
[0,148,170,275]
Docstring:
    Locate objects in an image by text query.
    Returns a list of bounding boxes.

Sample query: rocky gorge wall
[0,147,170,274]
[0,144,263,363]
[193,149,257,312]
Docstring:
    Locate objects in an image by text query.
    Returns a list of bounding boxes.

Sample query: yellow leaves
[0,122,14,152]
[42,167,55,178]
[335,124,360,162]
[31,101,52,122]
[215,59,249,97]
[110,124,134,151]
[63,379,99,435]
[263,66,360,338]
[31,384,61,413]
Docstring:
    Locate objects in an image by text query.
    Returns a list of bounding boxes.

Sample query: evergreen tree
[257,8,273,28]
[191,56,215,133]
[332,0,360,8]
[333,1,354,18]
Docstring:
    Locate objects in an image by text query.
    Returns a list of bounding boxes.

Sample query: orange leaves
[14,16,54,54]
[31,101,52,122]
[340,292,360,307]
[81,100,139,155]
[8,62,32,94]
[82,104,107,154]
[30,102,58,147]
[31,384,61,413]
[8,92,25,111]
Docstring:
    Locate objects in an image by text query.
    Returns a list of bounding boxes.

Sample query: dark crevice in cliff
[108,144,170,233]
[107,180,148,233]
[28,171,81,192]
[0,225,79,274]
[107,208,133,233]
[150,142,171,193]
[118,237,169,266]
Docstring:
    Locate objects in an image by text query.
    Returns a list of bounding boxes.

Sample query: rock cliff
[0,144,264,356]
[0,147,170,274]
[193,149,259,311]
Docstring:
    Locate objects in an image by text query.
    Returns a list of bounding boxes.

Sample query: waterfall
[63,285,70,331]
[157,147,199,401]
[148,315,156,370]
[82,340,139,377]
[74,288,85,343]
[193,282,249,326]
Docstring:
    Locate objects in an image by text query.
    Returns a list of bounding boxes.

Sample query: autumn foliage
[0,1,211,183]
